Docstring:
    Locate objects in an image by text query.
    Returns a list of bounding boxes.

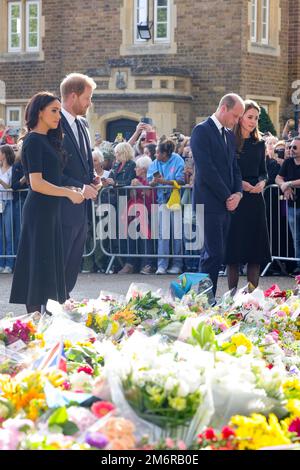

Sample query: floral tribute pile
[0,277,300,450]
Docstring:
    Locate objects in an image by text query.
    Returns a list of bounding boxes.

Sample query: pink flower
[177,440,187,450]
[270,331,279,342]
[91,401,115,418]
[289,417,300,437]
[77,365,94,375]
[165,438,175,448]
[220,323,228,332]
[295,275,300,285]
[62,381,71,390]
[277,310,286,318]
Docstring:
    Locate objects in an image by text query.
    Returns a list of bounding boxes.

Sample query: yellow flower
[168,396,187,411]
[231,333,253,353]
[283,378,300,400]
[64,339,72,349]
[35,333,45,348]
[46,370,67,388]
[86,313,93,328]
[76,340,93,348]
[286,398,300,417]
[230,413,291,450]
[222,333,253,355]
[27,398,47,421]
[281,305,290,315]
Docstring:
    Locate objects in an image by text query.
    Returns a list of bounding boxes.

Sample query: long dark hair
[234,99,262,153]
[24,91,66,166]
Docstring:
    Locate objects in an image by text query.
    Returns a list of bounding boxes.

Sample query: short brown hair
[0,144,15,166]
[60,73,97,99]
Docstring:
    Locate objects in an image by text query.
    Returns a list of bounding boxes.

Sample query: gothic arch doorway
[106,118,138,142]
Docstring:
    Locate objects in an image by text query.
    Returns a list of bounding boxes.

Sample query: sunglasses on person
[289,145,299,150]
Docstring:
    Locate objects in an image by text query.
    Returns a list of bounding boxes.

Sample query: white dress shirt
[210,114,227,144]
[61,108,91,153]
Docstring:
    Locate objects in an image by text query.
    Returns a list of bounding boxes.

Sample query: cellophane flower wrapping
[102,332,214,447]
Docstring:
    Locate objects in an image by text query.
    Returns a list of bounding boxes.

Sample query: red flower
[221,426,236,440]
[266,364,274,370]
[264,284,282,298]
[289,417,300,437]
[203,428,217,441]
[77,365,94,375]
[91,401,115,418]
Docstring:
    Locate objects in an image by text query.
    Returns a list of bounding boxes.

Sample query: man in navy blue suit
[60,73,98,298]
[190,93,245,297]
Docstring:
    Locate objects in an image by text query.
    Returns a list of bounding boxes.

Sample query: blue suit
[190,117,242,295]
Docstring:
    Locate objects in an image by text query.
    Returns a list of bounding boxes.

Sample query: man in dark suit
[60,73,98,297]
[190,93,245,297]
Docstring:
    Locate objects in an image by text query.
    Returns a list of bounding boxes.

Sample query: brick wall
[0,0,297,133]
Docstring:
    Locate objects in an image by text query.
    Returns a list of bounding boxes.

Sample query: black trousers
[199,211,230,296]
[62,218,88,297]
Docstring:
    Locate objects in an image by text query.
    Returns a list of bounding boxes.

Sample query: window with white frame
[250,0,257,43]
[154,0,169,41]
[250,0,270,45]
[6,106,22,127]
[261,0,269,44]
[26,1,40,51]
[134,0,170,44]
[8,2,22,52]
[135,0,148,42]
[8,0,40,53]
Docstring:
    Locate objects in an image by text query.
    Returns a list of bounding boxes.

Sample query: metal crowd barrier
[0,189,95,268]
[96,185,203,274]
[6,185,298,277]
[262,184,300,276]
[0,189,27,268]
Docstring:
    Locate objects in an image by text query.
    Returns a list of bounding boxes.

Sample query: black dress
[10,132,67,305]
[224,137,271,265]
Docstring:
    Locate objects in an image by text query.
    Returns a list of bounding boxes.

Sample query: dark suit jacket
[190,117,242,213]
[60,113,94,226]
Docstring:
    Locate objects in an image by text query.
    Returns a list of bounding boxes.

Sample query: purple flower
[85,432,108,449]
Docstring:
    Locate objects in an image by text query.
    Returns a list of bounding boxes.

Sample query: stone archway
[88,110,141,145]
[106,118,138,142]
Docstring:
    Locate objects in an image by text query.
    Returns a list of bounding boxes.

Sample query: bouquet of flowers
[103,333,214,446]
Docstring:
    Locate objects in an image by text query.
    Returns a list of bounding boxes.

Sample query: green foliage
[259,107,277,136]
[190,322,217,351]
[48,406,79,436]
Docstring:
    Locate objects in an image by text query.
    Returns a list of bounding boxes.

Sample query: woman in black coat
[224,100,271,289]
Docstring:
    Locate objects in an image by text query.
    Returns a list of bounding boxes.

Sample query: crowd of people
[1,75,300,311]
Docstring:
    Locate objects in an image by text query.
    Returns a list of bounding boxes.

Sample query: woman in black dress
[224,100,271,289]
[10,92,84,313]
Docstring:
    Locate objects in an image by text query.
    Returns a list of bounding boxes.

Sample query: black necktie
[221,126,227,145]
[75,118,88,160]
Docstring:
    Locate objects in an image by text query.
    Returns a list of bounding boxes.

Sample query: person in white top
[0,144,15,273]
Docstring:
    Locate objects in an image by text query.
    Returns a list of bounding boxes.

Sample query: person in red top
[0,120,15,145]
[118,156,155,274]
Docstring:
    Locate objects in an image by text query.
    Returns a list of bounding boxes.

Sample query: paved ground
[0,272,297,317]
